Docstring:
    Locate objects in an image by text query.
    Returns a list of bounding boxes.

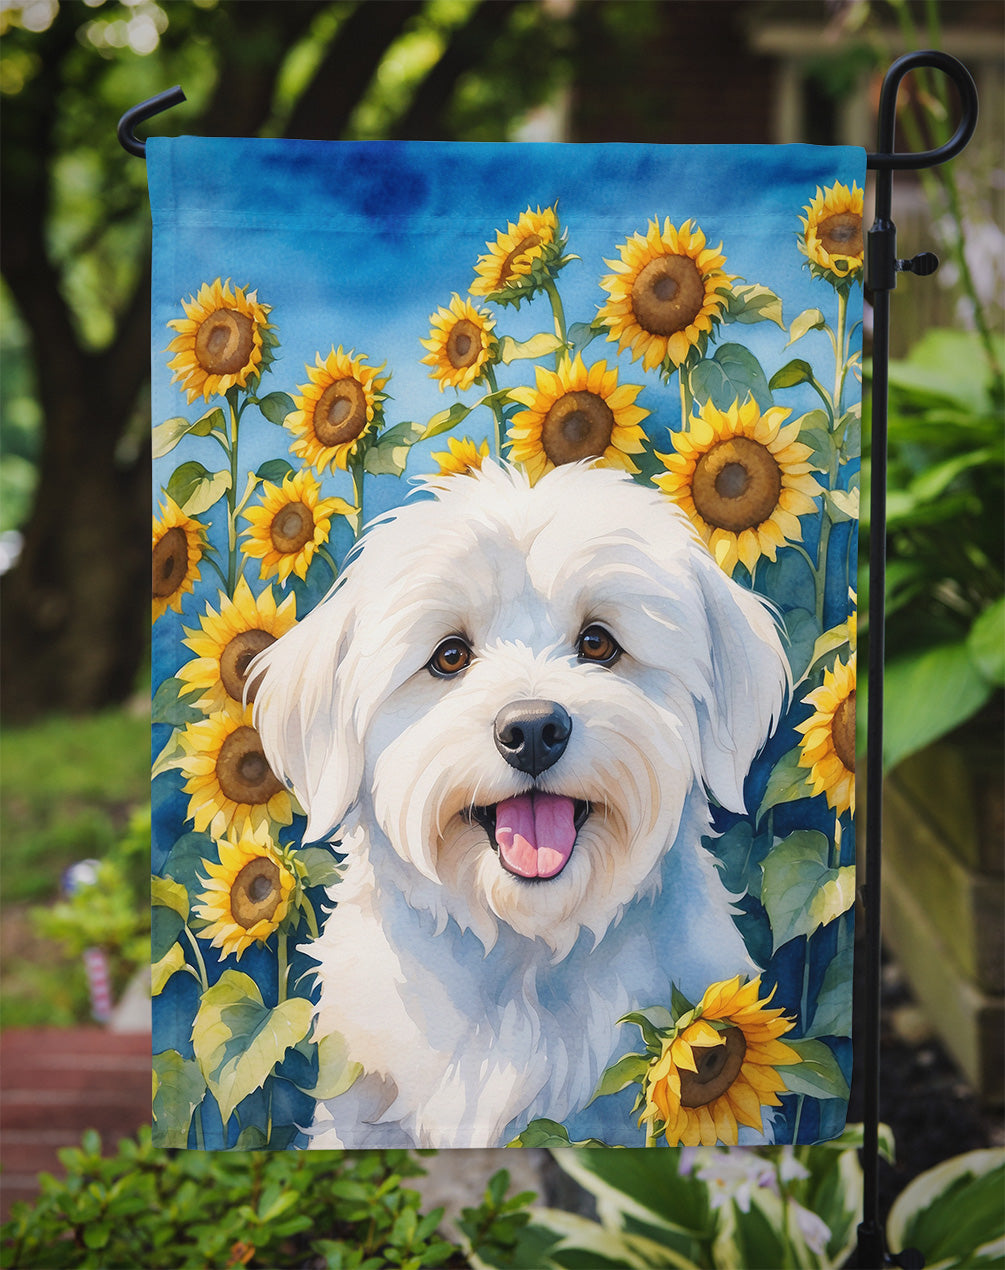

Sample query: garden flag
[150,138,864,1151]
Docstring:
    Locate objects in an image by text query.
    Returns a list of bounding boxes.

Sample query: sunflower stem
[543,278,568,366]
[349,451,366,540]
[678,369,695,431]
[226,387,242,596]
[317,544,339,582]
[485,364,506,458]
[204,554,230,591]
[832,287,849,419]
[277,928,288,1006]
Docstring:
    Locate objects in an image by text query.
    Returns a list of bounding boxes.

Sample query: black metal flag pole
[859,50,977,1270]
[119,53,980,1269]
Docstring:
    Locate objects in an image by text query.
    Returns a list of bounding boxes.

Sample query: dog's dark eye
[577,624,622,665]
[428,637,472,678]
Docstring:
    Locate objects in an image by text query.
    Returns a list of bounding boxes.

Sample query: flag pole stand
[858,49,977,1270]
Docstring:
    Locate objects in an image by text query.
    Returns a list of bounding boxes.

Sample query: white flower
[789,1197,832,1256]
[689,1149,776,1213]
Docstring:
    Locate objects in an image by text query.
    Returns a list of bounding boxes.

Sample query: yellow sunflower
[179,709,293,840]
[420,294,498,392]
[470,204,567,307]
[654,396,823,576]
[598,218,734,375]
[640,976,801,1148]
[152,497,207,622]
[166,278,273,404]
[800,183,864,284]
[241,469,352,584]
[178,577,297,718]
[796,654,857,816]
[431,436,491,478]
[192,824,296,960]
[286,346,388,475]
[507,355,649,484]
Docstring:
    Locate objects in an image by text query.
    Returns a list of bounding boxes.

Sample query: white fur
[251,462,790,1147]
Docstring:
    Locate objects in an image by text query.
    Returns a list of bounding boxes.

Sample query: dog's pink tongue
[495,792,577,879]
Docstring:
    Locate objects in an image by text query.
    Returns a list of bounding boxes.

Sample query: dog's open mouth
[469,793,590,880]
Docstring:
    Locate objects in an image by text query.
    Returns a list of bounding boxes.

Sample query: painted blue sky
[149,137,865,523]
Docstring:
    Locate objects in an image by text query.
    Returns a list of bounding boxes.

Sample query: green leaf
[419,402,473,443]
[786,308,828,346]
[783,607,823,681]
[618,1007,673,1051]
[151,728,187,779]
[756,746,812,823]
[364,420,425,475]
[291,1029,363,1101]
[165,460,232,516]
[887,1149,1005,1268]
[589,1052,651,1103]
[297,846,342,888]
[825,487,859,522]
[725,283,785,329]
[152,1050,206,1148]
[152,408,225,459]
[769,359,814,391]
[191,970,314,1122]
[801,619,853,683]
[498,332,564,364]
[152,942,186,996]
[151,677,203,727]
[884,640,995,770]
[777,1038,850,1100]
[151,903,184,962]
[968,597,1005,686]
[569,320,602,355]
[794,408,836,469]
[760,830,852,952]
[257,391,295,425]
[507,1119,609,1149]
[835,403,862,457]
[806,945,853,1038]
[690,343,772,411]
[152,874,189,920]
[255,458,294,486]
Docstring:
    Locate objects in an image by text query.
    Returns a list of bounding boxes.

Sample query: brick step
[0,1029,152,1224]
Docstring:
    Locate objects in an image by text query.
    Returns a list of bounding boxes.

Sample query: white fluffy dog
[250,461,789,1148]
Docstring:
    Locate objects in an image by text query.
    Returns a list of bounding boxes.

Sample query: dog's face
[252,462,788,958]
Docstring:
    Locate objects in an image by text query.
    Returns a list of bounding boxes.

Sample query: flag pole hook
[858,49,977,1270]
[117,85,186,158]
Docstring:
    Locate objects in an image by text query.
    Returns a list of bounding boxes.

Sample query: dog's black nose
[493,699,572,777]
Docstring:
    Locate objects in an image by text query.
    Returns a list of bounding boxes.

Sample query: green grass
[1,701,150,1027]
[1,703,150,905]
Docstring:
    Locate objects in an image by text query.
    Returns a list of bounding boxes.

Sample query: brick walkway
[0,1028,151,1223]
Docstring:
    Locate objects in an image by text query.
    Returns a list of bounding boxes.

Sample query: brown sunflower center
[313,377,368,447]
[194,308,255,376]
[216,725,284,806]
[230,857,283,929]
[679,1026,747,1108]
[832,690,856,772]
[631,254,706,336]
[541,391,615,467]
[446,319,483,370]
[816,211,863,259]
[270,502,314,555]
[499,234,542,286]
[152,527,188,599]
[691,436,782,533]
[220,629,277,703]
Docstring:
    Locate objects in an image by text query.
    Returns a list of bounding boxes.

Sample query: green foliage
[886,1148,1005,1270]
[0,706,150,904]
[0,1129,535,1269]
[496,1128,890,1270]
[32,807,151,993]
[861,328,1004,768]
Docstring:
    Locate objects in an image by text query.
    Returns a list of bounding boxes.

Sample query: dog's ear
[249,585,363,844]
[693,556,791,814]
